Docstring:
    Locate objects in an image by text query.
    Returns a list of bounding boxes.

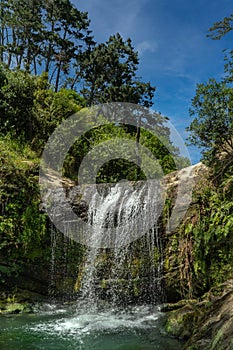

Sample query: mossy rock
[164,286,233,349]
[0,302,33,314]
[184,284,233,349]
[164,301,202,340]
[162,299,198,312]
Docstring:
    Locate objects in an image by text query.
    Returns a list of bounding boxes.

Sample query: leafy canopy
[187,13,233,175]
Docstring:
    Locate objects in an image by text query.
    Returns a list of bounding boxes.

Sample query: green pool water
[0,303,182,350]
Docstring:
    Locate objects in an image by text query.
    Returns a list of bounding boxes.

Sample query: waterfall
[49,223,57,300]
[79,179,165,306]
[49,221,78,301]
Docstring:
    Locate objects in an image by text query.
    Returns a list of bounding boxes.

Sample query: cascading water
[79,179,165,306]
[49,223,57,300]
[0,180,183,350]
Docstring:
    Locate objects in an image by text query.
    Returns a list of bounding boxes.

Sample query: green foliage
[187,79,233,169]
[0,135,48,263]
[0,63,177,185]
[0,0,154,101]
[0,262,22,283]
[0,68,37,140]
[0,130,83,295]
[0,0,191,300]
[0,0,92,90]
[207,13,233,83]
[63,123,179,183]
[77,33,155,107]
[207,13,233,40]
[139,128,179,173]
[33,74,85,148]
[188,13,233,178]
[21,201,47,256]
[0,67,85,148]
[177,183,233,297]
[193,188,233,285]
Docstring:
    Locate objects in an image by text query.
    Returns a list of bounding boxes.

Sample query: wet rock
[164,280,233,350]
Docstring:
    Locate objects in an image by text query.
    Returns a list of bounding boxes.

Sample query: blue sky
[74,0,232,164]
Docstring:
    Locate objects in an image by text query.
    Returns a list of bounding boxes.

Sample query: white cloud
[136,40,158,56]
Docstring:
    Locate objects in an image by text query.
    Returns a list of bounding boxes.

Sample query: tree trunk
[55,29,68,92]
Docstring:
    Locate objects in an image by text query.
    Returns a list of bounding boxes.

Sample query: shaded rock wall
[164,280,233,350]
[40,162,209,302]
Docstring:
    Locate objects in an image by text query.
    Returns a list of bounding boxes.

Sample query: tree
[73,33,155,107]
[42,0,93,91]
[0,0,44,72]
[0,0,10,64]
[208,13,233,83]
[187,14,233,176]
[0,1,182,181]
[0,0,93,89]
[187,78,233,174]
[0,67,85,145]
[68,33,157,180]
[33,73,85,148]
[63,122,179,183]
[208,14,233,40]
[0,68,37,140]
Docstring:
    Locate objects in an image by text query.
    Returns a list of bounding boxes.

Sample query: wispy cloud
[136,40,158,56]
[76,0,150,41]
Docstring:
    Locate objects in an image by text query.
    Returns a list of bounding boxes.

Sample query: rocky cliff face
[2,162,233,350]
[40,162,209,303]
[0,161,208,309]
[162,162,209,301]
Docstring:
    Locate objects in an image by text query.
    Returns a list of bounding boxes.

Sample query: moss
[210,330,224,349]
[165,311,193,339]
[162,299,196,312]
[100,279,107,289]
[165,301,202,341]
[0,300,34,314]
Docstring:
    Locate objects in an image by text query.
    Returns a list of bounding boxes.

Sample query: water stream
[0,303,182,350]
[0,180,183,349]
[79,180,164,305]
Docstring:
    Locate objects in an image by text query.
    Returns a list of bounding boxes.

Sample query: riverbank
[164,279,233,349]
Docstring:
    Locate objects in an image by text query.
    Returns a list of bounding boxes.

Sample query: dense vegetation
[0,0,181,296]
[180,14,233,297]
[0,0,232,306]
